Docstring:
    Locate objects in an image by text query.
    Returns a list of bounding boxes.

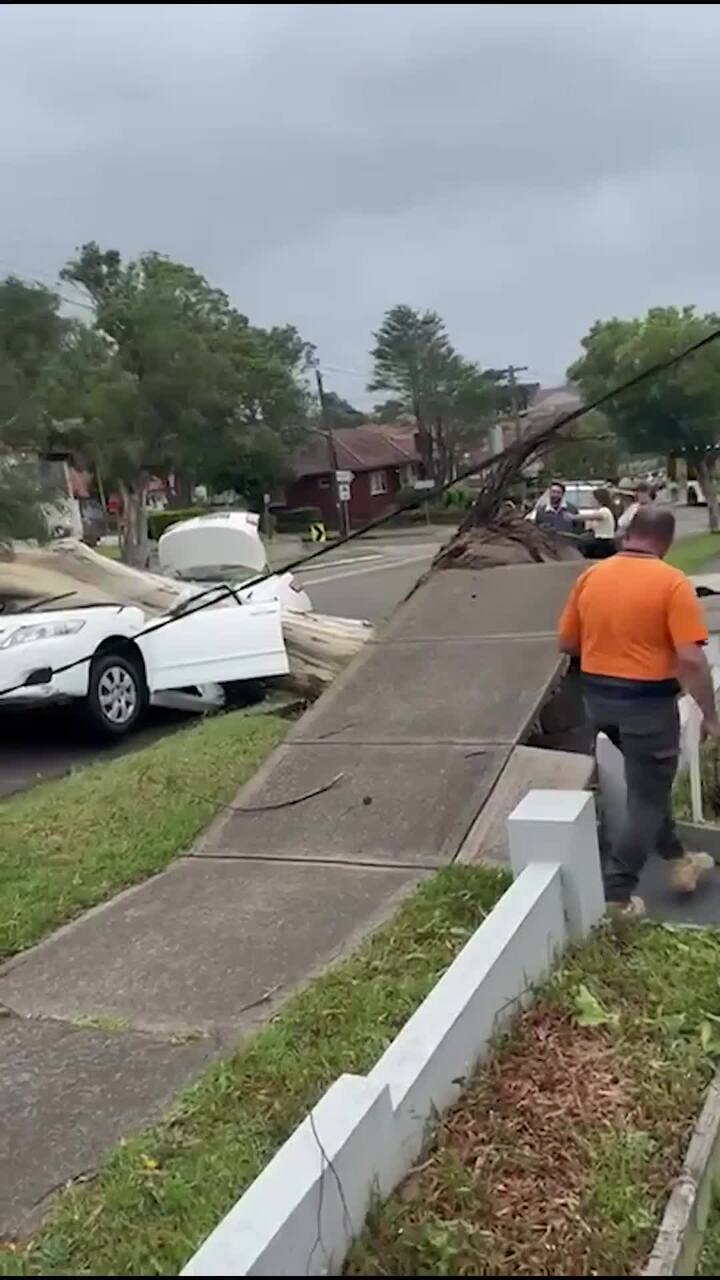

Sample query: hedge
[275,505,323,533]
[147,507,205,540]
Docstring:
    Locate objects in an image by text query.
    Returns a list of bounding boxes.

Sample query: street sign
[414,479,434,491]
[338,483,351,502]
[336,469,354,484]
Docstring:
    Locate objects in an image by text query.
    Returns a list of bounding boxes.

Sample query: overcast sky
[2,3,720,404]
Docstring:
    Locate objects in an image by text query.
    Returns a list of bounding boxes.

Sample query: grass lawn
[0,710,287,958]
[666,530,720,575]
[348,922,720,1277]
[0,865,508,1277]
[95,543,120,559]
[698,1202,720,1273]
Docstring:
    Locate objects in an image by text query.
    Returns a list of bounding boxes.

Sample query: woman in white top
[578,486,617,557]
[579,487,617,537]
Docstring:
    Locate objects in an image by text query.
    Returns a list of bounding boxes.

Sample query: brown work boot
[668,852,715,895]
[606,895,646,921]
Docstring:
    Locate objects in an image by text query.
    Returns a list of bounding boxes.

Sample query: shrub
[275,505,323,533]
[147,506,205,541]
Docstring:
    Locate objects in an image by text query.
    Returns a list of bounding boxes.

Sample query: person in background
[617,479,654,537]
[558,505,718,918]
[577,486,617,558]
[534,480,579,534]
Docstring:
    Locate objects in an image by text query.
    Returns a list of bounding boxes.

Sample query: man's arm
[676,644,720,734]
[558,583,581,658]
[669,576,719,734]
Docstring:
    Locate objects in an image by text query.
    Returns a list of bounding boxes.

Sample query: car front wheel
[84,651,147,737]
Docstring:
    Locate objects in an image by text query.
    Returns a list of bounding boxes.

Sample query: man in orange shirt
[558,506,719,916]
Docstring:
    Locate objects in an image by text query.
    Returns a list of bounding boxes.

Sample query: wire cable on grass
[3,323,719,700]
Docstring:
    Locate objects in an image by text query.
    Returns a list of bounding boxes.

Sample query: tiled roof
[293,423,420,477]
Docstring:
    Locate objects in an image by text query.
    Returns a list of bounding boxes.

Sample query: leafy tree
[320,391,365,429]
[0,455,53,551]
[541,410,621,481]
[0,276,72,442]
[484,369,539,416]
[569,307,720,529]
[61,243,310,565]
[369,304,491,481]
[0,277,84,550]
[372,398,409,422]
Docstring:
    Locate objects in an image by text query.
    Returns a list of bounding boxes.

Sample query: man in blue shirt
[535,481,579,534]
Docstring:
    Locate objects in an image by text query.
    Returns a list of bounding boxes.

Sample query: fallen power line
[2,323,720,701]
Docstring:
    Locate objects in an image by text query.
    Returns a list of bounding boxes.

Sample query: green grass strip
[0,710,288,958]
[0,864,508,1276]
[666,530,720,575]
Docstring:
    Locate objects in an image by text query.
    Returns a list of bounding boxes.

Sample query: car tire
[84,651,148,738]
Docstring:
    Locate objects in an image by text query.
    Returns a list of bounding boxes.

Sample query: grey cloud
[2,3,720,401]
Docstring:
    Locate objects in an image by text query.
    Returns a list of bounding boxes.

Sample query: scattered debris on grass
[348,922,720,1277]
[0,864,508,1277]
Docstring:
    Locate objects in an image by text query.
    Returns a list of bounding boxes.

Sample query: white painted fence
[182,789,604,1278]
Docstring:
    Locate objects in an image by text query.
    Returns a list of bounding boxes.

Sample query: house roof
[292,423,420,477]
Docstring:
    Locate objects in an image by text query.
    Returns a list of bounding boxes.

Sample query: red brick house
[285,423,422,528]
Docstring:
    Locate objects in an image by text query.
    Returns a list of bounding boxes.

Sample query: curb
[643,1071,720,1275]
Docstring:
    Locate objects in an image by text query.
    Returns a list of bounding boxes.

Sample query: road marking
[295,552,382,572]
[301,552,433,587]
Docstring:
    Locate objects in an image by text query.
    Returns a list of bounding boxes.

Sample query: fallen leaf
[700,1019,720,1056]
[573,984,618,1029]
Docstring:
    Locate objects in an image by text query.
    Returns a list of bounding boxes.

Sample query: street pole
[495,363,529,505]
[315,367,345,535]
[505,364,529,444]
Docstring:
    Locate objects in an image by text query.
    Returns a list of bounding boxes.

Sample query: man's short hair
[627,505,675,546]
[550,480,566,493]
[635,480,651,495]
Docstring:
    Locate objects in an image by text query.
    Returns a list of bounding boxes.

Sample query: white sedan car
[0,511,312,737]
[0,590,290,737]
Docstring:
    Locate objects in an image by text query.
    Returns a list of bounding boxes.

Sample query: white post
[507,789,604,939]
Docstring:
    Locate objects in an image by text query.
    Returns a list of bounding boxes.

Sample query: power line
[2,319,719,701]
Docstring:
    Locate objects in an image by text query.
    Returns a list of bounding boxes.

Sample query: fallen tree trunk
[0,539,374,696]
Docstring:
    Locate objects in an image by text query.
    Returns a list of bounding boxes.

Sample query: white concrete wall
[369,861,566,1193]
[182,788,601,1278]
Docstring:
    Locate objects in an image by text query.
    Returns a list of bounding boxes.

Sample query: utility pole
[315,367,346,535]
[500,364,529,444]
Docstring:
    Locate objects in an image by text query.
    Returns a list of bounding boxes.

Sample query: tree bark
[169,472,193,507]
[119,476,151,568]
[696,456,720,532]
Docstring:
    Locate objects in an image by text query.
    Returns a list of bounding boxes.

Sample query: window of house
[318,477,330,489]
[369,470,388,495]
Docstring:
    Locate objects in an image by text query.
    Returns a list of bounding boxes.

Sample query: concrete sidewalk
[0,559,584,1238]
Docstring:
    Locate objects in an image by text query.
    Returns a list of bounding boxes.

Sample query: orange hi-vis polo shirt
[558,554,708,682]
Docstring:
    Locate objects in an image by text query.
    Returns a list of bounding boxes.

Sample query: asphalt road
[0,547,436,797]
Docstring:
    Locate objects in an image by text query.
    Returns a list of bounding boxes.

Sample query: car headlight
[0,620,87,649]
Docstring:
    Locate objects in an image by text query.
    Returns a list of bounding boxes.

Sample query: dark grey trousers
[584,690,684,902]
